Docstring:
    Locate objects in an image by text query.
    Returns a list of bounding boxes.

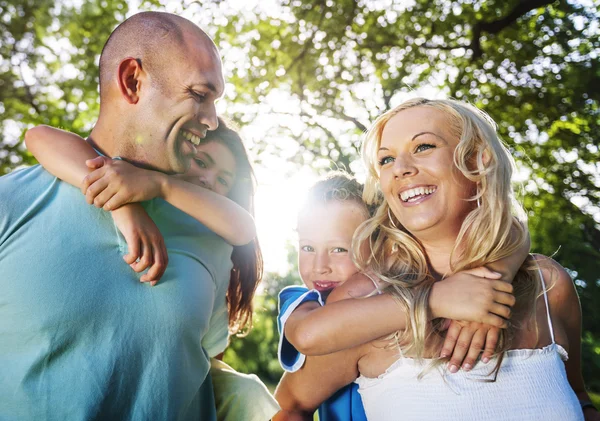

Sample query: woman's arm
[543,257,599,421]
[284,268,514,356]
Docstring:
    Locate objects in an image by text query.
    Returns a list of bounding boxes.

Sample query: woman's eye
[218,177,229,187]
[301,245,314,252]
[194,159,207,168]
[378,156,394,166]
[415,143,435,153]
[331,247,348,253]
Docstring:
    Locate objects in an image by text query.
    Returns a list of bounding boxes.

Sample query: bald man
[0,12,229,420]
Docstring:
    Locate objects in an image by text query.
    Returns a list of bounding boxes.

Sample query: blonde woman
[275,98,596,420]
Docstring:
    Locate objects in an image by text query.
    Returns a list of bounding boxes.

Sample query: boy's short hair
[300,171,373,219]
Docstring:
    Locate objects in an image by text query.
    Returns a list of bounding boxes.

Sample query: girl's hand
[111,204,169,285]
[430,266,516,327]
[81,157,166,210]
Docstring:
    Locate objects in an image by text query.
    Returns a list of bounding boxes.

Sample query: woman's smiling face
[377,106,476,239]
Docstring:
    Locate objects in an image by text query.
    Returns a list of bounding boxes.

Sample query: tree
[213,0,600,388]
[1,0,599,389]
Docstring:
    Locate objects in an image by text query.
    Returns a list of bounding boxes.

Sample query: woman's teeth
[400,186,437,202]
[181,130,201,146]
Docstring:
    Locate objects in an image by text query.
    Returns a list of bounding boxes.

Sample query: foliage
[224,246,302,386]
[1,0,599,390]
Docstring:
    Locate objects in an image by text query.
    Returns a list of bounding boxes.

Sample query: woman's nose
[392,154,418,178]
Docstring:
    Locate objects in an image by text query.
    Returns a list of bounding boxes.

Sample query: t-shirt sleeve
[277,285,324,373]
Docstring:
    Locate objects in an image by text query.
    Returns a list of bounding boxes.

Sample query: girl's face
[377,106,476,240]
[297,200,367,298]
[177,140,237,197]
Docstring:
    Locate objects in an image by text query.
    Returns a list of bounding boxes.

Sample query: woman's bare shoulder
[531,254,578,314]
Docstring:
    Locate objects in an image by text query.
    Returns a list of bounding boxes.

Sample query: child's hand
[430,266,515,328]
[111,204,169,286]
[439,321,500,373]
[81,157,166,210]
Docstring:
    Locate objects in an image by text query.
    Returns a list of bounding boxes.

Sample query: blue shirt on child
[278,285,368,421]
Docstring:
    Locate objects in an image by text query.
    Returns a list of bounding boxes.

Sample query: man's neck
[88,120,120,158]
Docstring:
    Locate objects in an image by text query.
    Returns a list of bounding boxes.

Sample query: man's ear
[117,57,145,104]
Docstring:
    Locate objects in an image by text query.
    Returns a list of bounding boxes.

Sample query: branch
[285,0,327,75]
[471,0,557,59]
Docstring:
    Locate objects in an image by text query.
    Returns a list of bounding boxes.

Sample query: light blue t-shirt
[0,165,233,421]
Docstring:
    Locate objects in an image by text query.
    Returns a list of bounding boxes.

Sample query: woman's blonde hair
[354,98,538,376]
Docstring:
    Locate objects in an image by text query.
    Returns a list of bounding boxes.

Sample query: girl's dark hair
[203,117,263,335]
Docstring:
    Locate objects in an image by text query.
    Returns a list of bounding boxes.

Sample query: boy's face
[297,200,367,299]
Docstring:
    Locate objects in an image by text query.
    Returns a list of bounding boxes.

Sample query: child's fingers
[439,321,462,359]
[489,303,511,320]
[81,167,107,195]
[463,267,502,279]
[491,280,514,294]
[103,191,128,211]
[85,156,109,169]
[85,178,111,205]
[483,313,508,329]
[461,328,487,371]
[493,290,516,307]
[481,327,500,364]
[142,243,168,284]
[447,325,476,374]
[131,243,152,274]
[93,187,118,210]
[123,235,140,265]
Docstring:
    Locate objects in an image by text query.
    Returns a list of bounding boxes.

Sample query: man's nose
[198,102,218,131]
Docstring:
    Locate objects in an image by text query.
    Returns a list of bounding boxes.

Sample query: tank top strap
[536,260,556,344]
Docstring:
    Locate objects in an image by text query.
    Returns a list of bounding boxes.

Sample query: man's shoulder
[0,165,57,223]
[0,164,54,192]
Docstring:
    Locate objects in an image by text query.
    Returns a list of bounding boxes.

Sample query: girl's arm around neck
[25,125,98,186]
[159,176,256,246]
[485,227,531,283]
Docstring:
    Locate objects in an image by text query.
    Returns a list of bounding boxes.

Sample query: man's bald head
[98,11,215,101]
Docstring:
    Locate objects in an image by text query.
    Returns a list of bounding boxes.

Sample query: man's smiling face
[136,31,225,174]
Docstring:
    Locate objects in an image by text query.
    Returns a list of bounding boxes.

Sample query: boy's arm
[274,346,363,420]
[284,270,514,356]
[25,125,98,186]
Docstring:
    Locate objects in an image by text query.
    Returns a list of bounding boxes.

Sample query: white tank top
[356,268,584,421]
